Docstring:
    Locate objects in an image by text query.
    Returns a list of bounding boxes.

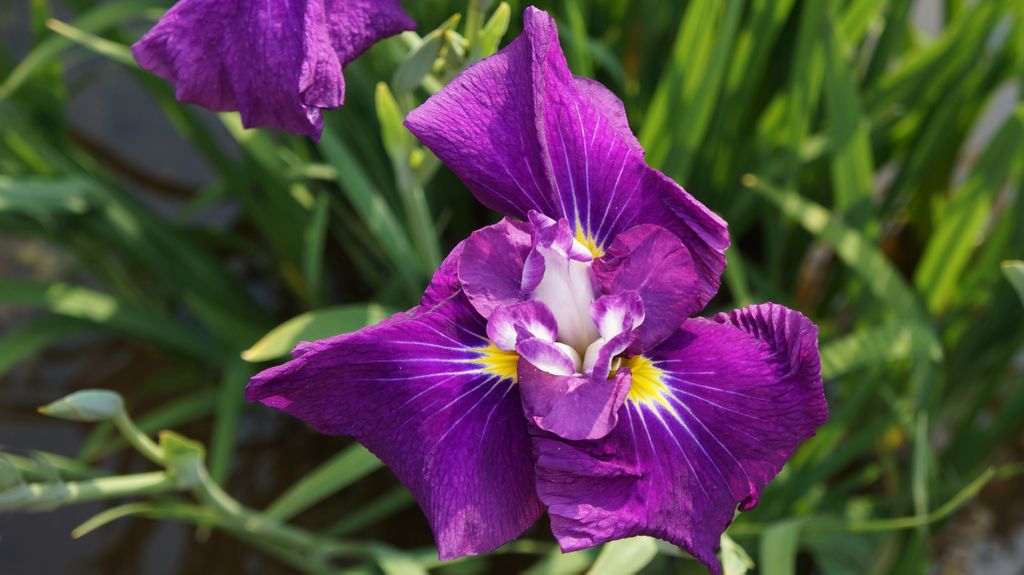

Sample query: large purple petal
[325,0,416,65]
[405,7,728,297]
[247,294,542,558]
[422,239,465,307]
[531,303,827,574]
[592,224,704,351]
[132,0,413,139]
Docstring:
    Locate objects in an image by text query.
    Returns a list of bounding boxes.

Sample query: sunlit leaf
[587,537,658,575]
[242,304,396,362]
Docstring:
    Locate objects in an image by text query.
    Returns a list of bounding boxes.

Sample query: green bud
[476,2,511,59]
[0,455,24,492]
[393,30,445,96]
[38,390,124,422]
[159,431,205,488]
[392,13,461,95]
[375,82,410,161]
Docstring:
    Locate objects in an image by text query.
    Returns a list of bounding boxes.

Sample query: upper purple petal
[246,293,542,558]
[132,0,414,139]
[531,303,827,574]
[592,224,705,351]
[405,6,728,298]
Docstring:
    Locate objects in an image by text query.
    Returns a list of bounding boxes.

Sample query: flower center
[531,245,600,358]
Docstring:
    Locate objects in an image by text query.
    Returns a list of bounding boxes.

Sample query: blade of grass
[209,357,254,485]
[241,304,397,363]
[0,0,161,101]
[820,322,942,380]
[748,176,937,346]
[1004,261,1024,305]
[0,316,90,375]
[823,10,875,220]
[44,19,136,67]
[587,537,658,575]
[263,444,383,522]
[915,107,1024,314]
[319,127,423,295]
[323,486,414,536]
[0,280,223,362]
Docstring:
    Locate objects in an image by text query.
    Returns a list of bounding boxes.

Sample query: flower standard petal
[132,0,414,139]
[405,7,728,295]
[530,303,827,574]
[458,218,534,318]
[592,224,706,349]
[247,293,543,559]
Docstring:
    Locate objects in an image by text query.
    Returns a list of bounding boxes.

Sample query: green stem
[112,410,165,465]
[0,471,177,511]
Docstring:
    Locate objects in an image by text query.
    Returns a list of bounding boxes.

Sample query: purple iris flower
[247,7,827,573]
[132,0,415,139]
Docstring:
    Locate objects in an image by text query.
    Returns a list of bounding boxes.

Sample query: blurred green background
[1,0,1023,573]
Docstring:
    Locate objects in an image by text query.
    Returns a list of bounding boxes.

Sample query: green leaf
[662,0,745,181]
[0,316,90,376]
[301,190,330,308]
[392,13,461,96]
[915,107,1024,314]
[0,455,24,492]
[760,520,804,575]
[0,0,161,102]
[1003,261,1024,305]
[476,2,511,59]
[376,83,412,159]
[323,486,414,536]
[641,0,727,168]
[159,431,204,488]
[0,175,99,215]
[0,280,223,362]
[823,11,875,218]
[241,304,396,362]
[378,555,428,575]
[820,322,942,379]
[263,444,382,522]
[525,547,597,575]
[749,178,939,351]
[72,502,158,539]
[45,19,136,67]
[208,358,255,485]
[587,536,658,575]
[562,0,593,78]
[720,533,755,575]
[319,127,424,291]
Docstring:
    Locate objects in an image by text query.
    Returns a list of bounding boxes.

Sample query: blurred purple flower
[247,7,827,573]
[132,0,414,139]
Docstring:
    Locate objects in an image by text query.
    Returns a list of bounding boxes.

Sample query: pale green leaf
[242,304,396,362]
[587,537,658,575]
[263,444,382,522]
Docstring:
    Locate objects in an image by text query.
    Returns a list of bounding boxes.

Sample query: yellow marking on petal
[474,343,519,382]
[574,223,605,258]
[623,355,672,409]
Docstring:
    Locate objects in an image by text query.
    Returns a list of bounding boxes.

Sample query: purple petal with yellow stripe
[531,303,827,574]
[247,293,542,558]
